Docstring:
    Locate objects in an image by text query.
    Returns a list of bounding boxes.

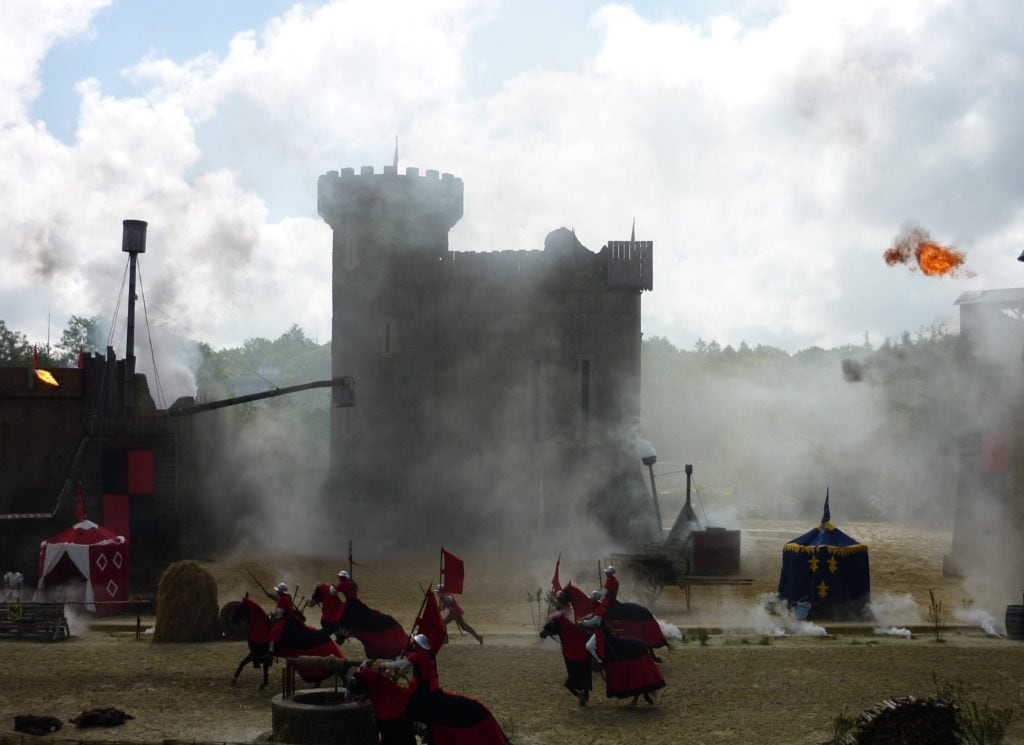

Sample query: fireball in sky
[883,225,972,277]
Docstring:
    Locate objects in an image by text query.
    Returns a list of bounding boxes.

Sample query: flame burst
[34,369,59,387]
[883,226,972,277]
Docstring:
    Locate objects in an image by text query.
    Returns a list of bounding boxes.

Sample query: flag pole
[348,539,354,579]
[409,582,430,641]
[439,547,444,589]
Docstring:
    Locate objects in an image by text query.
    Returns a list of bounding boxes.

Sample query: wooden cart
[608,547,753,610]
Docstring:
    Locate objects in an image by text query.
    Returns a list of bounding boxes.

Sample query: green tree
[54,315,102,366]
[0,321,33,365]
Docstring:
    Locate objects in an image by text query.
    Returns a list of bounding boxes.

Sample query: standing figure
[333,570,360,601]
[231,592,272,688]
[539,590,592,706]
[436,584,484,645]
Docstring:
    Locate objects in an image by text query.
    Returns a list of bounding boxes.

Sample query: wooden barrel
[1006,605,1024,641]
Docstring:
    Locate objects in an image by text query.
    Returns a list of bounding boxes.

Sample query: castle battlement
[317,166,464,232]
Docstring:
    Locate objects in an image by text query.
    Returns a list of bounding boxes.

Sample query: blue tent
[777,491,870,620]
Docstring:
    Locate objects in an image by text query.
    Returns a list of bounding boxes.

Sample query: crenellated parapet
[317,165,464,234]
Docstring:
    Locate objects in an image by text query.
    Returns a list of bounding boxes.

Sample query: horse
[311,586,408,659]
[230,596,272,688]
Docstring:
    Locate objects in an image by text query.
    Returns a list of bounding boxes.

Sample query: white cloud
[2,0,1024,377]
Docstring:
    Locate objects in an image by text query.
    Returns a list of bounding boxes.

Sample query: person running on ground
[436,584,483,645]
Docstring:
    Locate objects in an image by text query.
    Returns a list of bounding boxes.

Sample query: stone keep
[318,165,653,542]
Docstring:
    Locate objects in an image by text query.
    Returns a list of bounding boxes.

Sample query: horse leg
[233,653,253,683]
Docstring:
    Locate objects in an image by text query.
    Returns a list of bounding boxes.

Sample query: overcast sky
[2,0,1023,359]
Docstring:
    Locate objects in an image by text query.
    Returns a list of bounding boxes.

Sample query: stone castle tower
[317,165,653,544]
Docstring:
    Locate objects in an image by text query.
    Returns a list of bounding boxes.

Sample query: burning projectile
[883,225,973,278]
[34,369,59,387]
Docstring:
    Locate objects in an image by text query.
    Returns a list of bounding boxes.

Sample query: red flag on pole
[77,345,85,369]
[563,583,591,620]
[412,587,447,651]
[75,482,86,522]
[440,548,464,595]
[551,554,561,592]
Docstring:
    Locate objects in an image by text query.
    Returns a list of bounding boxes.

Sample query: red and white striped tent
[37,519,129,615]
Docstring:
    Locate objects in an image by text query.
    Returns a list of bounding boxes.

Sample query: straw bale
[152,561,221,643]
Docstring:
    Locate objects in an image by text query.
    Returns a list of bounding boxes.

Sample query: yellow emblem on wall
[816,581,829,599]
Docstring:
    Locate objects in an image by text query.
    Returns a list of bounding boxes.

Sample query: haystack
[152,561,222,643]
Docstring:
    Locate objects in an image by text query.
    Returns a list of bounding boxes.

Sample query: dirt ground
[3,520,1024,744]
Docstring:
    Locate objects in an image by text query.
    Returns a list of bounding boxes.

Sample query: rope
[691,477,710,529]
[92,259,130,416]
[135,259,166,409]
[145,305,280,392]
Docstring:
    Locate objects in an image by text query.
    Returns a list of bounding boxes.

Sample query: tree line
[3,315,958,525]
[0,316,103,368]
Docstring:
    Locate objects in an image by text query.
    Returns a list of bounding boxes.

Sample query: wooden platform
[675,576,755,611]
[0,602,71,641]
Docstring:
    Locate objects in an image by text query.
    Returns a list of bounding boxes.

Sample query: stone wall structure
[318,166,654,543]
[947,289,1024,592]
[0,355,180,591]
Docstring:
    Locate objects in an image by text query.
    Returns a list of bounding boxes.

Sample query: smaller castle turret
[318,166,463,260]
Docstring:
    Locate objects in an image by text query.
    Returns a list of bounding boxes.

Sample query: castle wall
[319,166,652,545]
[948,294,1024,593]
[0,357,180,592]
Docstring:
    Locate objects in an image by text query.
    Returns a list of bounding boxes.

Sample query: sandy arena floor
[2,521,1024,744]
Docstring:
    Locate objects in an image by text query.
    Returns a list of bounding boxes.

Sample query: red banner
[413,587,448,651]
[440,547,465,595]
[551,555,561,592]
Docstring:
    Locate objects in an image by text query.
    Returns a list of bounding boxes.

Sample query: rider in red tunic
[332,570,360,601]
[602,566,620,605]
[311,581,345,639]
[267,582,304,652]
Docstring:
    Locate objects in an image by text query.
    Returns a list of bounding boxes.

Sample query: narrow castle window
[531,360,541,443]
[577,355,595,444]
